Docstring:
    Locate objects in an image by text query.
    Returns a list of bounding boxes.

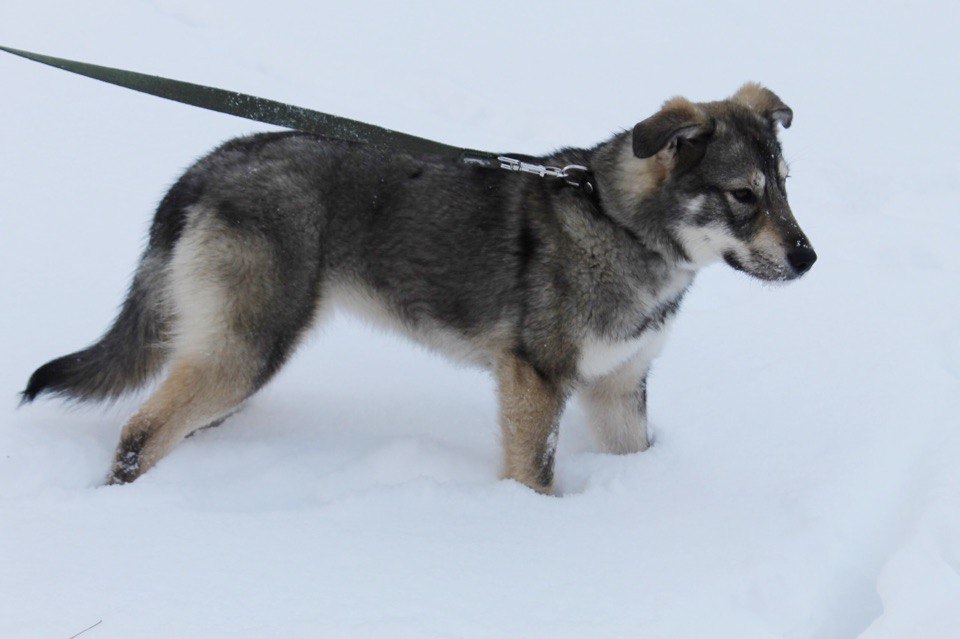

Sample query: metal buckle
[559,164,590,188]
[498,156,590,189]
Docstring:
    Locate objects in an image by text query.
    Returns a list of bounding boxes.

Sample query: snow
[1,1,958,637]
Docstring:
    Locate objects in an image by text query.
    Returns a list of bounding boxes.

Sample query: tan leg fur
[496,352,566,494]
[108,354,254,484]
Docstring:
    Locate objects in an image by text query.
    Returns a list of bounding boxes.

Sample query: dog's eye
[730,189,758,205]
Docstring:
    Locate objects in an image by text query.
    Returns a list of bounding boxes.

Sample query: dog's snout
[787,246,817,275]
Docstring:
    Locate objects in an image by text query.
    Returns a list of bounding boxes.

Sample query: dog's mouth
[723,250,801,282]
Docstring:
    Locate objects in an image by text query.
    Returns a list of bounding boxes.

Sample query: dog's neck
[538,135,699,333]
[587,133,691,267]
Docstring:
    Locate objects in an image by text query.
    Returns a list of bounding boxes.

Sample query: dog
[21,83,815,492]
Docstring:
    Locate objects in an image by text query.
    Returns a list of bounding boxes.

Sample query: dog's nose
[787,246,817,275]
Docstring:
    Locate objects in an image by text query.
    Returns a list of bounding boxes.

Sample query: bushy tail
[21,252,170,404]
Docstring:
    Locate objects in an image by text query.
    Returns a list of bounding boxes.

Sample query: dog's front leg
[496,353,567,494]
[580,360,650,454]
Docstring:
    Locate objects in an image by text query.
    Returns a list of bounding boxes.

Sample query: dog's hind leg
[107,352,257,484]
[107,208,321,484]
[580,359,650,454]
[496,352,567,495]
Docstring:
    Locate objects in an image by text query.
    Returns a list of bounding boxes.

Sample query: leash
[0,45,595,195]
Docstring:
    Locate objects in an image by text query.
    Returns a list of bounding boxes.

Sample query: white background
[1,1,958,637]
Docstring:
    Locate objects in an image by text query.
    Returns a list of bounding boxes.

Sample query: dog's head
[626,83,815,281]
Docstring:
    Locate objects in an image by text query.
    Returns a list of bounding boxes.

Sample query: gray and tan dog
[22,83,815,492]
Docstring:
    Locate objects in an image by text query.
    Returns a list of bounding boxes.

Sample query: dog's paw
[105,432,147,485]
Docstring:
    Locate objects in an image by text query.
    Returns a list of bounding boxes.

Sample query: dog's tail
[21,249,171,405]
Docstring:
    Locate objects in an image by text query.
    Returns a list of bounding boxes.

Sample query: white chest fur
[577,270,691,380]
[578,319,675,380]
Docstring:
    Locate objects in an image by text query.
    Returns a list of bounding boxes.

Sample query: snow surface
[1,1,958,637]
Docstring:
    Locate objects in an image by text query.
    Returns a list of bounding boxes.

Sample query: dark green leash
[0,45,595,194]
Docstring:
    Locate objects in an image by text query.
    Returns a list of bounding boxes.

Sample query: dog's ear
[731,82,793,129]
[632,97,715,172]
